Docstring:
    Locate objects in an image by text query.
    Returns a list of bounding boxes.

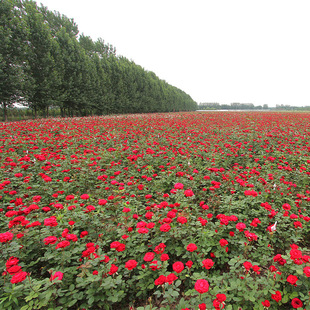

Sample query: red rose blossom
[11,271,27,284]
[125,260,137,270]
[194,279,209,294]
[172,261,184,273]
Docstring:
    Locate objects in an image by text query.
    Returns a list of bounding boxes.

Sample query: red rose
[154,275,166,285]
[55,240,70,249]
[7,265,22,275]
[184,189,194,197]
[108,264,118,275]
[186,260,193,268]
[174,183,184,189]
[287,275,298,285]
[143,252,155,262]
[44,216,58,227]
[138,228,149,234]
[50,271,63,281]
[154,243,166,254]
[291,298,303,309]
[160,224,171,232]
[0,231,14,243]
[236,222,246,232]
[219,239,228,247]
[290,249,302,260]
[6,257,19,269]
[261,300,270,307]
[172,261,184,273]
[271,290,282,302]
[186,243,197,252]
[125,260,137,271]
[80,231,88,238]
[243,261,252,271]
[177,216,187,224]
[303,266,310,277]
[213,300,221,310]
[11,271,27,284]
[216,293,226,302]
[166,273,178,284]
[194,279,209,294]
[198,303,206,310]
[202,259,214,270]
[160,253,169,261]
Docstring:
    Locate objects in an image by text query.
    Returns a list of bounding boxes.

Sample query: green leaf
[290,291,299,299]
[67,299,77,307]
[88,296,94,305]
[282,294,289,304]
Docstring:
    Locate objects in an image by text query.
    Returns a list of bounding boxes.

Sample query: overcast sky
[38,0,310,107]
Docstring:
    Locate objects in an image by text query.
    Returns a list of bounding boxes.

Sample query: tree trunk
[3,103,8,122]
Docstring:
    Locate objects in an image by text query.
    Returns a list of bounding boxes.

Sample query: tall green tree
[22,0,60,117]
[0,0,27,121]
[39,5,79,38]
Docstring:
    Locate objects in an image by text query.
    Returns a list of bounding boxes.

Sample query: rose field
[0,111,310,310]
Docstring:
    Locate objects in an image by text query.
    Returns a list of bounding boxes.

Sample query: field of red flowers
[0,112,309,310]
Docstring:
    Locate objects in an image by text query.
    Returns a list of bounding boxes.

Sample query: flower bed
[0,112,309,309]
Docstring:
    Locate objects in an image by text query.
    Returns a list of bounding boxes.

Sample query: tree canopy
[0,0,197,121]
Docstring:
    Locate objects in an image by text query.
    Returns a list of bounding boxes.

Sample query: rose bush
[0,112,309,309]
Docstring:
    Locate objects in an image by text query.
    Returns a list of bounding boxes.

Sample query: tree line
[198,102,310,111]
[198,102,269,110]
[0,0,197,121]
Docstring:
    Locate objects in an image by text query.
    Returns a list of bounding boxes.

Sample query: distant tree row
[198,102,269,110]
[198,102,310,111]
[0,0,197,121]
